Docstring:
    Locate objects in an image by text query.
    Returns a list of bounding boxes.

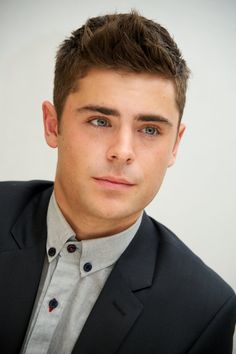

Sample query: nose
[107,128,135,164]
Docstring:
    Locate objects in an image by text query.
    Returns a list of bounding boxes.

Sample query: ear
[42,101,59,148]
[168,123,186,167]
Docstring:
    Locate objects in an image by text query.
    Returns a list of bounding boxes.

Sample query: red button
[49,298,58,312]
[67,244,77,253]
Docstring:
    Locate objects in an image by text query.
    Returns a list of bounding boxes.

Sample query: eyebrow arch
[76,104,173,127]
[76,105,120,117]
[137,115,173,127]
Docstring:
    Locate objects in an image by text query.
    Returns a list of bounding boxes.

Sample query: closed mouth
[94,176,134,185]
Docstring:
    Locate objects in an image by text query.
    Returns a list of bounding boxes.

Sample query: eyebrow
[76,104,173,127]
[76,105,120,117]
[136,115,173,127]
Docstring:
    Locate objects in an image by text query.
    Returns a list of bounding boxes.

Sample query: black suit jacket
[0,180,235,354]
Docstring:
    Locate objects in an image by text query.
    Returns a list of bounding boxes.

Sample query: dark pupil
[98,119,106,126]
[147,127,154,134]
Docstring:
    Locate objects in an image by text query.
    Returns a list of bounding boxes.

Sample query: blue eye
[90,118,110,127]
[142,126,158,136]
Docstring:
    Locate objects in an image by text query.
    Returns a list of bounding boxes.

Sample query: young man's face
[43,68,184,235]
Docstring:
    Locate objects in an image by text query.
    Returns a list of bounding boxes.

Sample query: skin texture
[43,68,185,239]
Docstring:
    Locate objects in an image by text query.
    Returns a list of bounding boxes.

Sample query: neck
[53,188,142,240]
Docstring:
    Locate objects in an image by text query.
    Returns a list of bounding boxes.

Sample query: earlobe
[168,123,186,167]
[42,101,58,148]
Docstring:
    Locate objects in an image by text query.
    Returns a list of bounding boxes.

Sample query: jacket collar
[0,185,53,353]
[72,212,159,354]
[11,185,53,249]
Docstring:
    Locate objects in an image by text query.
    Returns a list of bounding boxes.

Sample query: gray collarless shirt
[22,192,142,354]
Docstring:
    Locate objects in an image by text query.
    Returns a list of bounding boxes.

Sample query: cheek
[141,145,172,172]
[59,138,105,176]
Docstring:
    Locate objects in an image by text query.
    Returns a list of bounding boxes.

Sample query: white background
[0,0,235,348]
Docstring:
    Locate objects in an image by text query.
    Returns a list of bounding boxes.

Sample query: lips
[93,176,135,189]
[94,176,135,185]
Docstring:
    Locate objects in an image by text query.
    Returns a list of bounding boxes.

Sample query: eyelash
[88,118,161,136]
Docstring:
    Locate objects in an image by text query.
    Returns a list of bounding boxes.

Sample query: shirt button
[67,244,77,253]
[48,247,56,257]
[48,298,58,312]
[83,262,92,272]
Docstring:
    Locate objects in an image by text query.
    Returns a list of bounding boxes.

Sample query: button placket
[26,246,81,353]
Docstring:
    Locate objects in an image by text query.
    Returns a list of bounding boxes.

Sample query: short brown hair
[54,11,190,121]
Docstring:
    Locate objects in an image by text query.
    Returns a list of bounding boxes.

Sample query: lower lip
[93,178,134,190]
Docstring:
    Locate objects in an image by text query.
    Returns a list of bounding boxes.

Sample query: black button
[67,244,77,253]
[48,247,56,257]
[48,298,58,312]
[83,262,92,272]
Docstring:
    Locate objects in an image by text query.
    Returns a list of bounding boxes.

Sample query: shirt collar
[79,214,142,276]
[46,192,143,276]
[47,192,76,262]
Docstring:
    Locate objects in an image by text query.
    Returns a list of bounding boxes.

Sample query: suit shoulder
[0,180,53,221]
[150,217,235,301]
[0,180,53,197]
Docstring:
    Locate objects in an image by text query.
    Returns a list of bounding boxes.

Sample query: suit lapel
[72,213,159,354]
[0,186,53,353]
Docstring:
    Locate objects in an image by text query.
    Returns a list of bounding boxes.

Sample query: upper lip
[94,176,135,185]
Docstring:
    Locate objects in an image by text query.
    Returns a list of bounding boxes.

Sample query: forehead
[77,67,176,94]
[67,68,179,122]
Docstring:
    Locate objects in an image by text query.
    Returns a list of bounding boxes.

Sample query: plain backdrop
[0,0,235,349]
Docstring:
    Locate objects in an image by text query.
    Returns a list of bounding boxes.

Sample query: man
[0,11,235,354]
